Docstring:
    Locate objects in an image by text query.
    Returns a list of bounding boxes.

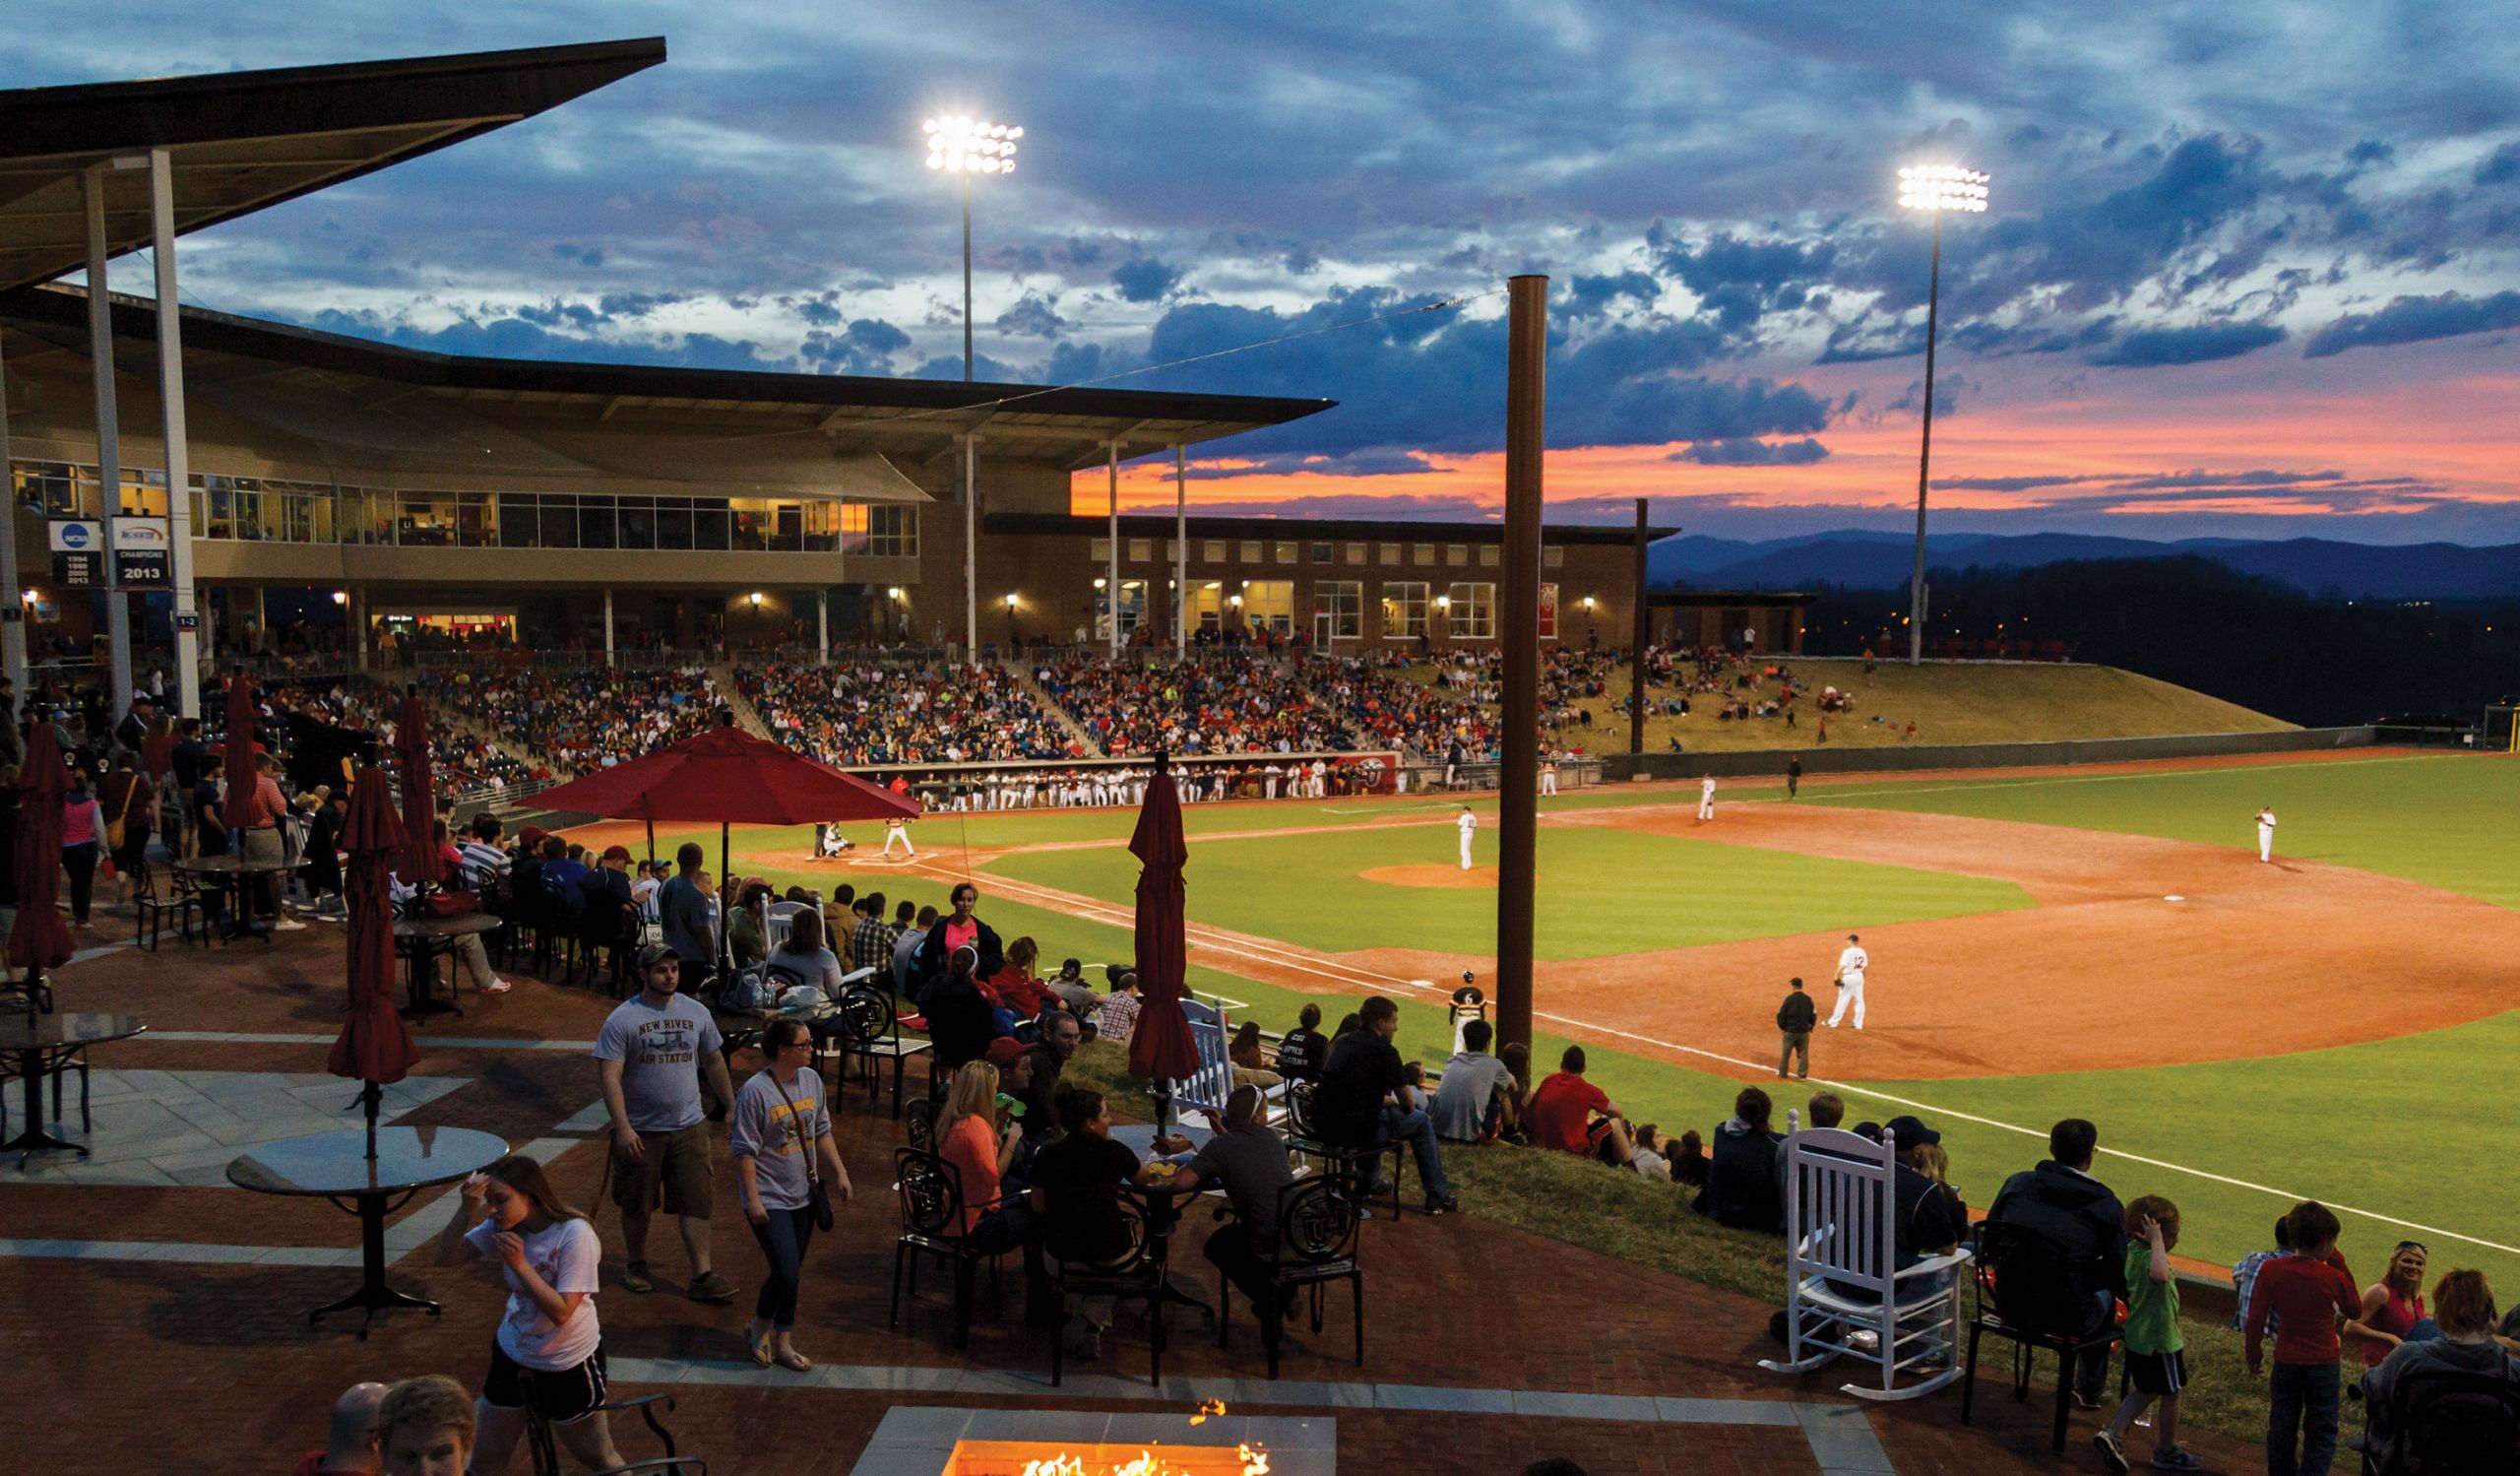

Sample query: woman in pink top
[914,880,1004,987]
[2358,1240,2428,1367]
[60,770,102,926]
[937,1059,1028,1253]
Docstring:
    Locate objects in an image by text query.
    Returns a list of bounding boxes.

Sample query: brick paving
[1,917,2264,1474]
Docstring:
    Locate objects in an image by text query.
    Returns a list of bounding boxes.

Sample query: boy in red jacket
[2244,1200,2380,1476]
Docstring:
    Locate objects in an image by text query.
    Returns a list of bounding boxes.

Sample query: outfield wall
[1598,725,2376,783]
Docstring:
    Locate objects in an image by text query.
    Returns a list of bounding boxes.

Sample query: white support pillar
[0,313,24,696]
[348,587,367,673]
[1173,444,1188,650]
[84,167,134,717]
[602,588,615,668]
[148,148,201,720]
[962,433,979,669]
[817,589,829,664]
[1106,441,1121,657]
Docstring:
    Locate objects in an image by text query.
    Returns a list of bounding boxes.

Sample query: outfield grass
[1414,657,2293,754]
[1810,750,2520,909]
[979,822,2031,960]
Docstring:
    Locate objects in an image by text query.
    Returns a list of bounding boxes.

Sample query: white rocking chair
[1757,1116,1972,1401]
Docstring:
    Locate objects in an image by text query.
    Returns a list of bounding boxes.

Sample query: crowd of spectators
[1302,652,1498,762]
[420,664,724,775]
[741,658,1071,766]
[1034,652,1354,756]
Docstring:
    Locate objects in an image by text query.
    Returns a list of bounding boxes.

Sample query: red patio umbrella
[1126,753,1200,1100]
[325,763,417,1159]
[221,672,270,831]
[533,715,918,970]
[393,689,441,891]
[7,721,78,1008]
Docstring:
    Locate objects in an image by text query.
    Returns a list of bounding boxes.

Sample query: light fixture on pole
[1895,162,1988,666]
[921,112,1023,670]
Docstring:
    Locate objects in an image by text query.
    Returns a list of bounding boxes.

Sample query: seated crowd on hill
[741,658,1072,766]
[420,664,724,775]
[1032,652,1354,756]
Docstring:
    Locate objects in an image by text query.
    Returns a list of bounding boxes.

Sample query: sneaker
[622,1261,654,1293]
[478,979,514,995]
[2147,1448,2203,1472]
[1062,1316,1102,1363]
[2093,1430,2129,1475]
[273,918,309,931]
[1423,1193,1459,1216]
[2072,1388,2106,1411]
[687,1270,738,1304]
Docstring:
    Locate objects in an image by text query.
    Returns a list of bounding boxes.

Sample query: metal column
[1494,275,1547,1060]
[602,588,615,668]
[1105,441,1121,656]
[963,432,979,668]
[84,167,134,716]
[1909,210,1943,665]
[817,589,829,664]
[0,307,23,695]
[1173,444,1187,649]
[149,148,201,719]
[1629,498,1649,755]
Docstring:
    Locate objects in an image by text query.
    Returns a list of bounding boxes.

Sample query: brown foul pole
[1629,496,1649,754]
[1495,275,1546,1059]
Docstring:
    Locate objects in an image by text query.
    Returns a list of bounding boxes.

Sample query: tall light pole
[923,113,1022,668]
[1895,163,1987,665]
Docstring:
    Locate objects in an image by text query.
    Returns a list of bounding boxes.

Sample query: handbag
[770,1071,835,1232]
[104,775,139,852]
[424,889,481,918]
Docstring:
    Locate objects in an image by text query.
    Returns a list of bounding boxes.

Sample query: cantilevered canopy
[0,37,665,294]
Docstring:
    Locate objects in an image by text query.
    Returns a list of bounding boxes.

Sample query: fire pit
[850,1409,1334,1476]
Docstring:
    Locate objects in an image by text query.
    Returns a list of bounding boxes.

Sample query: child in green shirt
[2096,1194,2201,1472]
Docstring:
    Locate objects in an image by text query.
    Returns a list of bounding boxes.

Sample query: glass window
[119,468,169,518]
[1089,538,1110,563]
[730,499,774,552]
[1315,579,1361,641]
[15,462,93,519]
[1164,540,1180,559]
[1310,542,1334,564]
[537,496,576,548]
[1203,539,1227,563]
[801,499,839,553]
[1243,579,1294,633]
[1381,581,1428,638]
[771,501,804,552]
[579,497,618,550]
[269,481,317,543]
[1275,541,1296,565]
[618,496,657,550]
[1188,581,1226,632]
[1448,581,1495,638]
[1413,543,1435,566]
[693,498,730,549]
[1346,542,1368,564]
[456,492,496,548]
[1127,539,1153,563]
[498,494,539,548]
[1540,583,1559,641]
[1240,540,1263,563]
[1379,543,1402,565]
[657,498,694,549]
[1446,544,1469,567]
[1479,544,1499,566]
[867,504,917,557]
[1544,545,1565,568]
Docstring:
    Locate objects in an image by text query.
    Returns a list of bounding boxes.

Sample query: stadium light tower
[1895,163,1988,665]
[922,112,1023,669]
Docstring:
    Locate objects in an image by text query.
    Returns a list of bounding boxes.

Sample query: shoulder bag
[769,1071,835,1231]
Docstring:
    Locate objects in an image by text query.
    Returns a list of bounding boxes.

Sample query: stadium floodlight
[1894,162,1991,665]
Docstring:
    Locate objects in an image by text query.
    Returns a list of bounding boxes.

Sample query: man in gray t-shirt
[657,842,715,990]
[595,942,738,1302]
[1430,1021,1517,1143]
[1173,1086,1300,1345]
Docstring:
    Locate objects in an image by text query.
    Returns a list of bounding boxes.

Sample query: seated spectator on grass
[1431,1019,1516,1143]
[1629,1124,1673,1181]
[2362,1268,2520,1471]
[1778,1090,1847,1177]
[2230,1215,2293,1333]
[1528,1046,1633,1167]
[1496,1041,1534,1144]
[1044,956,1097,1015]
[1986,1118,2126,1408]
[921,945,1001,1074]
[850,891,895,979]
[1228,1020,1284,1091]
[374,1374,472,1476]
[1273,1002,1329,1083]
[1314,995,1458,1216]
[1692,1086,1786,1233]
[1666,1128,1708,1187]
[1881,1116,1963,1269]
[1095,972,1143,1046]
[2359,1239,2430,1369]
[1908,1139,1968,1232]
[293,1380,387,1476]
[985,935,1061,1022]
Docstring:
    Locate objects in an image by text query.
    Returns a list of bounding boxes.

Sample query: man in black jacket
[1776,977,1816,1079]
[1311,996,1456,1215]
[1984,1118,2128,1407]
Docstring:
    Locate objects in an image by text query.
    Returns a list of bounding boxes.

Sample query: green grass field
[640,747,2520,1295]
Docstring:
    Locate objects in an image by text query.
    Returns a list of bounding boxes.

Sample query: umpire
[1776,977,1816,1080]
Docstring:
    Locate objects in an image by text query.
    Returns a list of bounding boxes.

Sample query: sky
[14,2,2520,545]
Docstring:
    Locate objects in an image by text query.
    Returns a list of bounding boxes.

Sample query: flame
[1189,1399,1228,1426]
[1007,1443,1268,1476]
[1239,1444,1270,1475]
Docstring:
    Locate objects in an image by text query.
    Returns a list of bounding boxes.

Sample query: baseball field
[595,745,2520,1290]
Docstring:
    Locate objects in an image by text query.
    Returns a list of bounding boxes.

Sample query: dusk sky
[16,3,2520,543]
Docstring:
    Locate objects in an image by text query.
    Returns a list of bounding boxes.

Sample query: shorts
[482,1337,608,1424]
[1585,1119,1621,1163]
[610,1122,715,1218]
[2125,1347,2187,1396]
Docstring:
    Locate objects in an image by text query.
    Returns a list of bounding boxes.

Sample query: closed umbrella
[6,721,77,1010]
[393,689,440,892]
[220,672,269,831]
[1126,752,1200,1117]
[325,763,416,1160]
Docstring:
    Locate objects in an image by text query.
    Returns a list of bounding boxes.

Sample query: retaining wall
[1598,726,2377,783]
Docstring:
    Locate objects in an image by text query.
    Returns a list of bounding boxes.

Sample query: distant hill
[1650,532,2520,600]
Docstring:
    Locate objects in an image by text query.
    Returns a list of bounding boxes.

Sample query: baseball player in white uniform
[881,815,915,861]
[1826,932,1867,1029]
[1457,805,1478,870]
[1541,755,1558,798]
[2255,805,2276,863]
[1698,774,1717,821]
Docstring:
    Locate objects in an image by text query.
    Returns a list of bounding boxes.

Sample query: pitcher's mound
[1360,864,1510,888]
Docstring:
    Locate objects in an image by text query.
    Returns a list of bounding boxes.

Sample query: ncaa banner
[47,519,102,588]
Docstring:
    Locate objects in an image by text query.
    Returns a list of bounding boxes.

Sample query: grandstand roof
[0,38,667,294]
[986,512,1679,544]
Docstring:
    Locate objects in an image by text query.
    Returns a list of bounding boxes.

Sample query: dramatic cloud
[2300,290,2520,356]
[1670,437,1832,466]
[2092,321,2287,366]
[1110,257,1185,303]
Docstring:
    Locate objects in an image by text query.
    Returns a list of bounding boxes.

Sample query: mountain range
[1647,531,2520,600]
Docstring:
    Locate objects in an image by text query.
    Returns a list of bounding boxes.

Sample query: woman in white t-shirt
[432,1155,625,1472]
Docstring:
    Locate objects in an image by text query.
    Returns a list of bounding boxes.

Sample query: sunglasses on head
[2395,1240,2427,1253]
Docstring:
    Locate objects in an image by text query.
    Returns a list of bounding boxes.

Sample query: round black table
[1,1012,146,1166]
[394,912,503,1017]
[173,854,305,942]
[226,1124,510,1337]
[1112,1123,1219,1323]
